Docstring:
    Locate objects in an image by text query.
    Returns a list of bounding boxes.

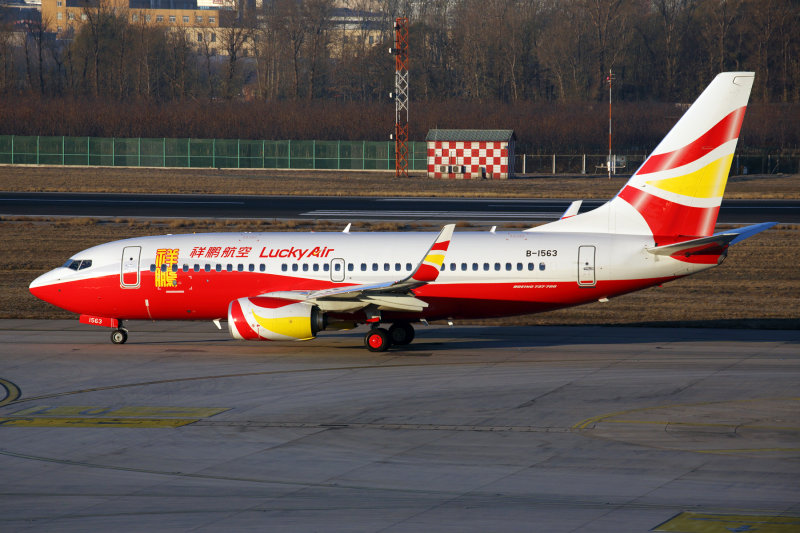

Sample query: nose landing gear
[110,320,128,344]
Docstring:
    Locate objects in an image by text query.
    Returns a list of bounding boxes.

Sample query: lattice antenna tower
[392,17,409,178]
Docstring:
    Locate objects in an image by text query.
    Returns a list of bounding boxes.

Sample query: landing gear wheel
[110,329,128,344]
[388,323,415,345]
[364,328,391,352]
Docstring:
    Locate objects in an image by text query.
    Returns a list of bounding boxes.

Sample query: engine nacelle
[228,297,325,341]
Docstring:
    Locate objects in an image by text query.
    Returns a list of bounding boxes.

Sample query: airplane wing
[262,224,455,313]
[646,222,777,257]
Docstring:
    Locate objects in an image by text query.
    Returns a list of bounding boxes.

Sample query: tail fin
[537,72,754,239]
[618,72,754,238]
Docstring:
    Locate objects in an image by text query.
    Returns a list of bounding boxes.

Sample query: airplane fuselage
[30,230,708,324]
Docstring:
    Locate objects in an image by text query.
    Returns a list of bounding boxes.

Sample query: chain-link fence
[514,152,800,175]
[0,136,429,171]
[1,135,797,175]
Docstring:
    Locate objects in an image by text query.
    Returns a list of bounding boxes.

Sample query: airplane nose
[29,269,66,303]
[30,269,63,290]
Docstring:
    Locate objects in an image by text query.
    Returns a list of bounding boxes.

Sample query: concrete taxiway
[1,192,797,223]
[0,320,798,532]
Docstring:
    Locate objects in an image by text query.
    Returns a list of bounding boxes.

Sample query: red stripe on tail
[618,186,719,238]
[637,107,746,175]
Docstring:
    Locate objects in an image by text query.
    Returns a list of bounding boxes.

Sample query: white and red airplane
[30,72,775,351]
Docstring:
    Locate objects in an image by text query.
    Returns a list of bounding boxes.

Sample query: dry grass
[1,166,799,199]
[3,218,798,328]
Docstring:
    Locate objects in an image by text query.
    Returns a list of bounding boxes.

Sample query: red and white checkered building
[426,129,516,179]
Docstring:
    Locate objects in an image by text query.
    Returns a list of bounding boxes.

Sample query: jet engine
[228,297,325,341]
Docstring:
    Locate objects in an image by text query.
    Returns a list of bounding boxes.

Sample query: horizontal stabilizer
[647,222,777,257]
[561,200,582,219]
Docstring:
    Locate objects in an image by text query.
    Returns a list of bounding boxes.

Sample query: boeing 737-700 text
[30,72,776,351]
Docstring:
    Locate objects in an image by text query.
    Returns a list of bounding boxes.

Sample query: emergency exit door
[578,246,596,287]
[330,258,345,282]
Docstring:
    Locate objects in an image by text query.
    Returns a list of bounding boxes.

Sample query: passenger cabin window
[361,263,367,271]
[205,264,211,272]
[406,263,412,271]
[292,264,298,272]
[193,264,200,272]
[249,264,255,272]
[182,264,189,272]
[226,264,232,272]
[260,264,266,272]
[215,264,222,272]
[313,264,319,272]
[281,264,287,272]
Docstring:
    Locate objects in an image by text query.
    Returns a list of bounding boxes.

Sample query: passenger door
[577,245,596,287]
[120,246,141,288]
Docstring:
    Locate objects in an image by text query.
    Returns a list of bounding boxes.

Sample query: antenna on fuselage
[343,223,352,233]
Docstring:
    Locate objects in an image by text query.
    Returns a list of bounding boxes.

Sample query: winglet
[410,224,455,282]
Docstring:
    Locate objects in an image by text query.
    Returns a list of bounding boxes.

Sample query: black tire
[364,328,391,352]
[110,329,128,344]
[388,323,415,345]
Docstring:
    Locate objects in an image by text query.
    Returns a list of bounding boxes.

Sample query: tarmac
[1,320,798,532]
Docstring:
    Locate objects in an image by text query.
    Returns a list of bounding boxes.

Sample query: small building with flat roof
[425,129,515,179]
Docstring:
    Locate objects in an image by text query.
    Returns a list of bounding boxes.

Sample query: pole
[606,69,615,179]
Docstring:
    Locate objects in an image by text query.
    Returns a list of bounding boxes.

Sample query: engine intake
[228,297,325,341]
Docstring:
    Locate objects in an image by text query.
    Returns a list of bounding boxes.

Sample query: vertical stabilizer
[536,72,754,239]
[617,72,754,238]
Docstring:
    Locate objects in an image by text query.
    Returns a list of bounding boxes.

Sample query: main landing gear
[110,320,128,344]
[364,322,415,352]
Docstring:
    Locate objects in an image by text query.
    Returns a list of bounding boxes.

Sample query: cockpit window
[63,259,92,270]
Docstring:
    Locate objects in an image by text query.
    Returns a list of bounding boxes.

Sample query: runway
[1,320,798,532]
[0,192,796,224]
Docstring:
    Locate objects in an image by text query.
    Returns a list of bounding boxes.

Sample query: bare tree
[649,0,697,99]
[23,14,52,94]
[304,0,333,99]
[274,0,307,99]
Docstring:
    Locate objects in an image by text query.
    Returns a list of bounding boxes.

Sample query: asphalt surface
[1,321,798,532]
[0,192,796,224]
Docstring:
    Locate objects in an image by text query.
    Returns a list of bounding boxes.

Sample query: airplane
[30,72,776,352]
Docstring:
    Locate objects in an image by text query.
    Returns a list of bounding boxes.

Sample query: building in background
[40,0,232,51]
[426,129,516,179]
